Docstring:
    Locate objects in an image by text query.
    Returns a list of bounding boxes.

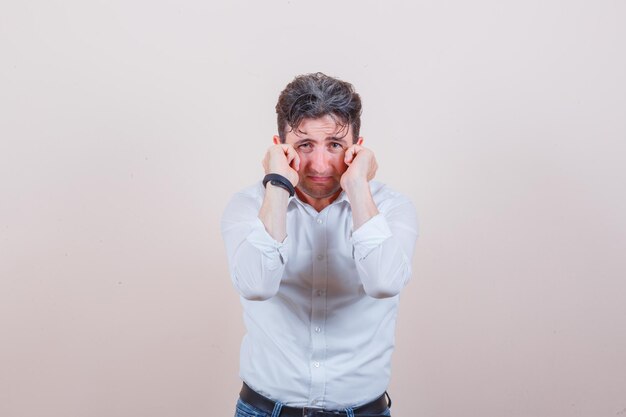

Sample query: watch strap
[263,173,295,197]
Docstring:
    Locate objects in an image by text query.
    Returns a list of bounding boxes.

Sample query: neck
[296,188,342,212]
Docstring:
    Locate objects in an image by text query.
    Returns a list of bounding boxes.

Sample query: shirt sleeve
[350,196,419,298]
[220,191,288,301]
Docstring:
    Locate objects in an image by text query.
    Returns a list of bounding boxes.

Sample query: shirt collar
[289,189,350,210]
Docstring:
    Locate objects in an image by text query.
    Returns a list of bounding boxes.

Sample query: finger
[368,160,378,181]
[344,145,360,165]
[284,145,297,167]
[262,149,272,172]
[280,144,293,155]
[272,143,291,163]
[344,149,353,165]
[270,144,286,160]
[291,150,300,171]
[286,145,302,171]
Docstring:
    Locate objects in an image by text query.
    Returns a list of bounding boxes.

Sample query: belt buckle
[302,406,325,417]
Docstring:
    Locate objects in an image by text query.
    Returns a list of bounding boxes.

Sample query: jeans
[234,398,392,417]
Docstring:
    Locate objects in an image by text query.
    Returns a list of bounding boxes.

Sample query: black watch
[263,173,295,197]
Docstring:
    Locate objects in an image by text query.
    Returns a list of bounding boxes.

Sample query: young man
[221,73,419,417]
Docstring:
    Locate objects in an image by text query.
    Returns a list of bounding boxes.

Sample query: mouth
[308,176,332,183]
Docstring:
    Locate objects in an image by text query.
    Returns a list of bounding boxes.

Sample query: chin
[300,184,341,200]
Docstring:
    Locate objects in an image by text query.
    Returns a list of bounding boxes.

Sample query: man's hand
[262,144,300,187]
[259,144,300,242]
[340,145,379,230]
[340,145,378,193]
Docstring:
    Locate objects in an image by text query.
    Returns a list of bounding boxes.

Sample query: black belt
[239,383,390,417]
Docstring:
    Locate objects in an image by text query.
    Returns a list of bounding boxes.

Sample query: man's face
[274,114,363,209]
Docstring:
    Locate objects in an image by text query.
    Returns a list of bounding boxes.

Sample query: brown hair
[275,72,362,143]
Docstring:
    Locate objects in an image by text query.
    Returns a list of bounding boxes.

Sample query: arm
[350,197,419,298]
[341,144,379,229]
[221,191,288,301]
[341,145,419,298]
[220,143,300,301]
[258,142,300,241]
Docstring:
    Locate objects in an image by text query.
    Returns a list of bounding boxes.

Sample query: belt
[239,383,390,417]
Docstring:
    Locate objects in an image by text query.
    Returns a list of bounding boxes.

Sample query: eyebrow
[294,136,349,146]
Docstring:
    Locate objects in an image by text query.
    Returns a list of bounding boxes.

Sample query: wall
[1,1,625,416]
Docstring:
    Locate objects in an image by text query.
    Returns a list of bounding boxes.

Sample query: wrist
[342,176,369,196]
[263,173,295,197]
[266,182,291,197]
[346,183,378,230]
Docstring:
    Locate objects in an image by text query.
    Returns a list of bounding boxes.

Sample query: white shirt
[221,180,419,409]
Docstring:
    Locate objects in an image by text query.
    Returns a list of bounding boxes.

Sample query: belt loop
[270,401,283,417]
[345,407,355,417]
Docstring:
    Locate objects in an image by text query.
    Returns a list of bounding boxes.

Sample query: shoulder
[369,180,419,231]
[222,182,265,221]
[369,180,414,210]
[233,181,265,202]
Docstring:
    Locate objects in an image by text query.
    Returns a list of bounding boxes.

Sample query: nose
[308,148,330,173]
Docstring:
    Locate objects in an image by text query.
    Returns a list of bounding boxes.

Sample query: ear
[356,137,364,146]
[273,135,281,145]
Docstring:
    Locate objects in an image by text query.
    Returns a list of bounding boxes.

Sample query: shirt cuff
[245,218,288,267]
[350,213,392,260]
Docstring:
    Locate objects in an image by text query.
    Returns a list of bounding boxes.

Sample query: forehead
[287,114,352,142]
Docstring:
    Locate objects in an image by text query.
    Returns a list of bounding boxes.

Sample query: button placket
[309,211,328,404]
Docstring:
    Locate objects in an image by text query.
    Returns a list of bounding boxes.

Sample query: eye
[297,142,313,153]
[328,142,344,153]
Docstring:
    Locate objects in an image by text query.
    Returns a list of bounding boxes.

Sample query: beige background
[1,1,625,416]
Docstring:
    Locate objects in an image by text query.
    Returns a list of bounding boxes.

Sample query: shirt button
[315,327,321,333]
[313,362,320,368]
[317,254,324,260]
[316,219,323,224]
[316,290,324,296]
